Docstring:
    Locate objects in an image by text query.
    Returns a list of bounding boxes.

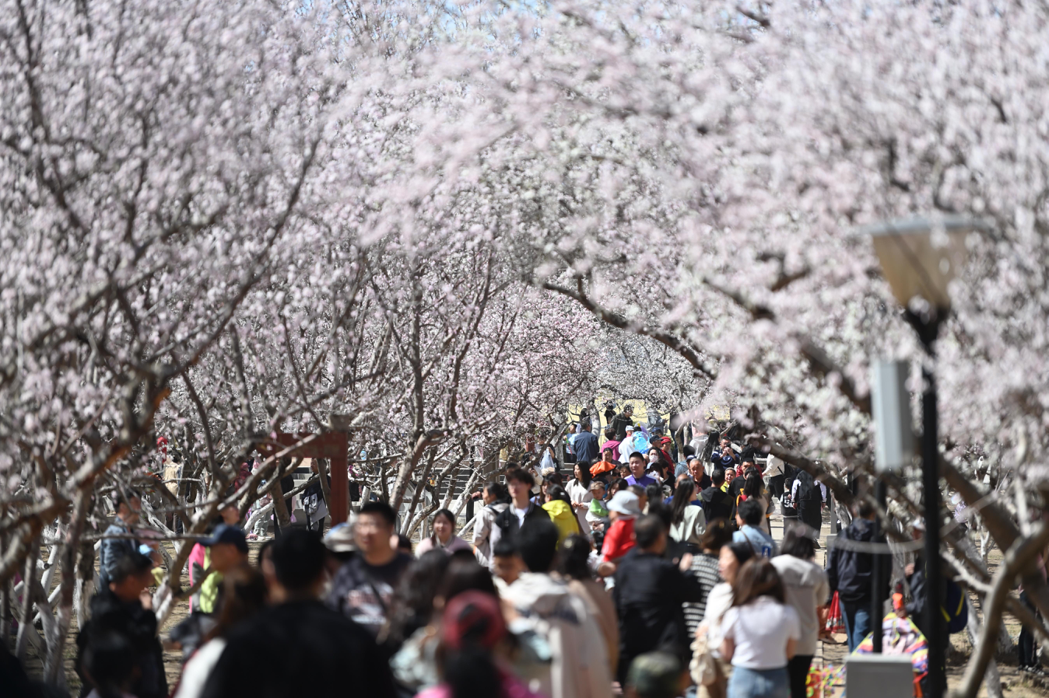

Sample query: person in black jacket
[202,529,396,698]
[826,500,887,652]
[613,514,706,685]
[700,468,735,523]
[493,468,549,544]
[610,404,636,441]
[76,552,166,698]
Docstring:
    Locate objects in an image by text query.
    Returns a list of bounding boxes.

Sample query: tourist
[613,515,705,685]
[387,551,454,693]
[700,468,735,523]
[669,478,706,548]
[491,537,526,591]
[99,490,145,588]
[719,559,800,698]
[415,591,544,698]
[732,500,777,558]
[174,566,268,698]
[201,529,396,698]
[543,484,584,544]
[688,456,711,490]
[566,461,595,533]
[77,553,167,698]
[771,526,829,698]
[574,421,600,464]
[627,451,659,488]
[598,490,641,574]
[302,459,330,533]
[710,440,738,471]
[557,534,620,672]
[492,468,548,551]
[79,629,138,698]
[473,481,511,568]
[502,519,613,698]
[602,427,623,462]
[684,519,733,638]
[738,473,771,535]
[691,542,755,698]
[328,501,414,639]
[764,455,786,507]
[826,500,883,652]
[610,404,636,441]
[417,509,473,556]
[790,471,826,540]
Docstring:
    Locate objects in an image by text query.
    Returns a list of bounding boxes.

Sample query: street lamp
[858,214,989,698]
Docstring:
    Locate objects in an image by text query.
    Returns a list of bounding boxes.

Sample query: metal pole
[914,314,945,698]
[871,478,887,653]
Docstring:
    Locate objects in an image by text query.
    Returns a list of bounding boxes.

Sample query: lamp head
[857,215,989,312]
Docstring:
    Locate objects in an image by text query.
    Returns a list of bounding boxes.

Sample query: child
[587,481,610,550]
[587,481,610,527]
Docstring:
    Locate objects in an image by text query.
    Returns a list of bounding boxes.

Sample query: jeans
[786,655,813,698]
[842,601,872,653]
[728,666,790,698]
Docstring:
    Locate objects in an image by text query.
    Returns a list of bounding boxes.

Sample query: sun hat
[607,491,641,517]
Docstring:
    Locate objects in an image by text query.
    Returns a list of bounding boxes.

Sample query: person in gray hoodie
[503,519,613,698]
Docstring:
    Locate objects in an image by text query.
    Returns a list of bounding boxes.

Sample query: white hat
[323,518,357,553]
[625,425,635,432]
[607,491,641,517]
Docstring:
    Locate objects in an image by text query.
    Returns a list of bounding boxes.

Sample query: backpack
[944,579,969,634]
[795,471,821,503]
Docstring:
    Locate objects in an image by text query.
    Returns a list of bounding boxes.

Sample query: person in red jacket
[598,490,641,577]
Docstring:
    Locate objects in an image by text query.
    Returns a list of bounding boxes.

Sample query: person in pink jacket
[416,509,473,556]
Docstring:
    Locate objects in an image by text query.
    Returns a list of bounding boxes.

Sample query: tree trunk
[965,598,1003,698]
[46,490,90,685]
[15,536,40,661]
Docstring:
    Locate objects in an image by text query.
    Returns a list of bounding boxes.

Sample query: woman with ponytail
[416,591,542,698]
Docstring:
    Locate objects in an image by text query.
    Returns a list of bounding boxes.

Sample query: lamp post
[858,215,989,698]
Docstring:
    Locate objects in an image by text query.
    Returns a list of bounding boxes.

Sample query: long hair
[205,565,268,642]
[669,478,696,525]
[742,474,763,500]
[732,558,785,607]
[556,534,593,581]
[546,484,572,507]
[574,461,593,488]
[385,550,452,646]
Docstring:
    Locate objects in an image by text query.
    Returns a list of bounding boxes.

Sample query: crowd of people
[7,406,951,698]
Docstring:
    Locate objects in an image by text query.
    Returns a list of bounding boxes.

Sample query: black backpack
[796,471,821,503]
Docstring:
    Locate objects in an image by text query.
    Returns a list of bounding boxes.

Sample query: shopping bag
[825,591,845,634]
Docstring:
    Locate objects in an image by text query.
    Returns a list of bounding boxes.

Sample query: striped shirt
[684,552,722,636]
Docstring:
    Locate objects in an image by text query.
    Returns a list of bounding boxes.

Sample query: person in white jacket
[618,425,650,464]
[473,481,511,569]
[503,519,613,698]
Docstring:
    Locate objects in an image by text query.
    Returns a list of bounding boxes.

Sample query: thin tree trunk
[15,536,40,661]
[46,490,90,684]
[964,598,1003,698]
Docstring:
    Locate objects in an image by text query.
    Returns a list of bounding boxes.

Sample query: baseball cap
[625,425,635,432]
[201,524,248,553]
[607,491,641,517]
